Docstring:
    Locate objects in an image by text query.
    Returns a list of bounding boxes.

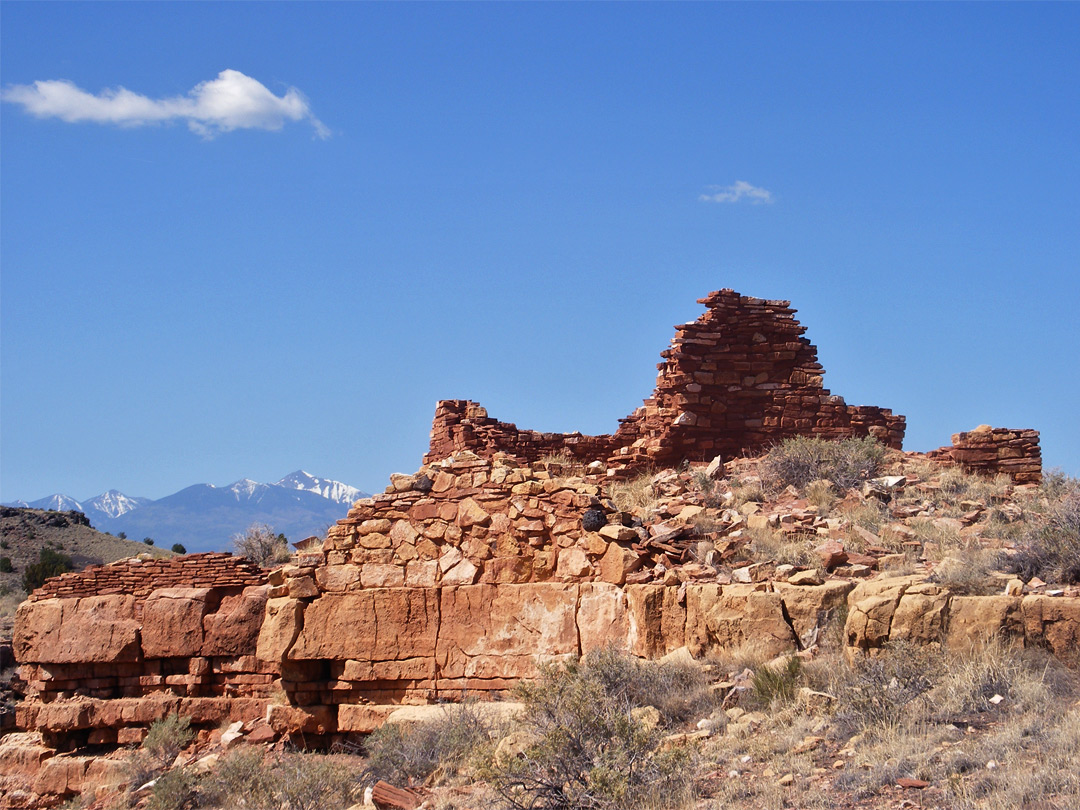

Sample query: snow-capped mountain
[275,471,365,506]
[3,473,369,553]
[225,478,269,501]
[24,494,85,512]
[83,490,150,519]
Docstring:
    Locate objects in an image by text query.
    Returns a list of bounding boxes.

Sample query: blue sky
[2,2,1077,502]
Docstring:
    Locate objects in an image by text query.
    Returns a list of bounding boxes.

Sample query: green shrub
[488,649,698,810]
[198,747,275,809]
[21,546,74,592]
[148,766,198,810]
[364,702,494,786]
[171,543,187,555]
[760,436,885,493]
[143,713,194,767]
[0,556,13,573]
[269,753,358,810]
[751,656,803,706]
[144,537,155,546]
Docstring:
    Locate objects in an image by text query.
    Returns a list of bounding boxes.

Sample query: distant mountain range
[4,471,369,554]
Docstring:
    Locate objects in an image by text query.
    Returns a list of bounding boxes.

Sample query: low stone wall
[13,561,275,747]
[426,290,906,474]
[930,425,1042,484]
[27,553,265,603]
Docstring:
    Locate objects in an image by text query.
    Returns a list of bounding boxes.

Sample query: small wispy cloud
[1,69,329,139]
[699,181,774,204]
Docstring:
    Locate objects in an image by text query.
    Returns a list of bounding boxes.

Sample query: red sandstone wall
[929,426,1042,484]
[425,400,619,466]
[425,290,905,473]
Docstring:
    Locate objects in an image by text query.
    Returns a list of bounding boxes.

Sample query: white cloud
[699,181,774,204]
[1,69,329,139]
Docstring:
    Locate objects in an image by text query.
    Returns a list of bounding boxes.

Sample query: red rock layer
[425,290,905,472]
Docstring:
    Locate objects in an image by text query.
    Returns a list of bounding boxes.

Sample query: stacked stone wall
[13,556,275,746]
[425,290,905,474]
[27,553,265,603]
[929,426,1041,484]
[425,401,619,466]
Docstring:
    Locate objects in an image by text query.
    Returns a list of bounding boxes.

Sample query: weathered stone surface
[142,588,213,658]
[693,585,797,659]
[1022,595,1080,658]
[844,575,924,657]
[437,584,579,683]
[577,582,630,653]
[256,597,305,663]
[201,585,268,657]
[945,596,1023,651]
[599,542,641,586]
[290,590,440,662]
[627,585,686,659]
[14,596,141,664]
[32,755,91,797]
[774,580,854,644]
[890,583,949,646]
[0,732,54,780]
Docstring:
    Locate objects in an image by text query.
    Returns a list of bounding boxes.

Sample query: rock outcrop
[427,290,906,474]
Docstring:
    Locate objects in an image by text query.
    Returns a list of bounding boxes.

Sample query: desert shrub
[834,642,941,735]
[144,537,155,546]
[608,471,658,514]
[269,753,358,810]
[143,713,194,767]
[171,543,187,555]
[747,527,820,569]
[364,702,495,786]
[197,747,275,809]
[805,478,837,512]
[487,649,698,810]
[147,767,198,810]
[233,523,291,567]
[928,549,1006,595]
[1009,484,1080,584]
[760,436,885,494]
[0,557,13,573]
[21,546,74,592]
[751,656,803,706]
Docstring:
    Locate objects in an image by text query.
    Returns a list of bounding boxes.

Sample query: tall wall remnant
[426,289,906,473]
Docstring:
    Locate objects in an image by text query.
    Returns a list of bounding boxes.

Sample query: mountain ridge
[3,472,369,554]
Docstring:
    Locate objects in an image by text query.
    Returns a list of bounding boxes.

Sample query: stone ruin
[427,289,906,473]
[6,288,1061,770]
[930,425,1043,485]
